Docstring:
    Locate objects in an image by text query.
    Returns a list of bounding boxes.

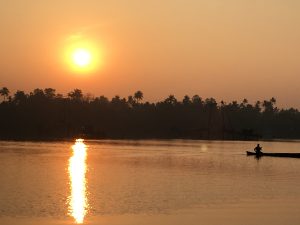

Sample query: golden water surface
[1,140,300,225]
[68,139,88,224]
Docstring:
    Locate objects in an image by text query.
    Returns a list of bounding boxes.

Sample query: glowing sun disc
[61,37,103,74]
[72,49,92,67]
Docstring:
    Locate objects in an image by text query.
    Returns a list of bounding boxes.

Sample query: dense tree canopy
[0,87,299,140]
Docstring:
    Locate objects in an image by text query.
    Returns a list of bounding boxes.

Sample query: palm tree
[127,95,135,107]
[164,95,177,105]
[13,90,27,104]
[255,101,261,112]
[204,98,217,139]
[192,95,203,106]
[0,87,9,101]
[111,95,121,104]
[134,91,143,104]
[241,98,248,108]
[44,88,56,99]
[68,89,83,101]
[182,95,191,105]
[98,95,109,104]
[263,97,277,113]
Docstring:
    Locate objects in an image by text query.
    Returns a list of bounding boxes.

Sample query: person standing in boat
[254,144,262,154]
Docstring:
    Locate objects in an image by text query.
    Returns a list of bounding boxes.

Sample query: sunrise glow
[63,39,102,74]
[72,49,92,67]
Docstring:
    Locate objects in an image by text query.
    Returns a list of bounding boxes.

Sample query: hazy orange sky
[0,0,300,108]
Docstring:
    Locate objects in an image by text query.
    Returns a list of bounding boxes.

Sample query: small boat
[246,151,300,158]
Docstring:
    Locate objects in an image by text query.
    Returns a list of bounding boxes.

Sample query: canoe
[246,151,300,158]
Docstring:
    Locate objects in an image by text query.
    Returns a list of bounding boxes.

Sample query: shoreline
[0,137,300,143]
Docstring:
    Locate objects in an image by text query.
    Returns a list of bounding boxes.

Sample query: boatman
[254,144,262,154]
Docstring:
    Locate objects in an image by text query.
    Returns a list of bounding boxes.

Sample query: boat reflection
[68,139,88,224]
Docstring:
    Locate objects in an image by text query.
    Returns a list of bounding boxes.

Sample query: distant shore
[1,88,300,141]
[1,137,300,143]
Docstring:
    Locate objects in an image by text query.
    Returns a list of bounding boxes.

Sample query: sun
[62,38,103,74]
[72,49,92,67]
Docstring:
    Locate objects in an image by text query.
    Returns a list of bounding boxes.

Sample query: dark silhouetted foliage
[0,87,299,140]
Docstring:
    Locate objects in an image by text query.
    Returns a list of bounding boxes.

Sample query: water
[0,140,300,225]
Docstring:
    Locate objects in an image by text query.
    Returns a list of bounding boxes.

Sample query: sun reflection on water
[68,139,88,224]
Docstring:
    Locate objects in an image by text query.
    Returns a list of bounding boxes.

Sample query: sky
[0,0,300,108]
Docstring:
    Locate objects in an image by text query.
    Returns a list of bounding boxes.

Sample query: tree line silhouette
[0,87,299,140]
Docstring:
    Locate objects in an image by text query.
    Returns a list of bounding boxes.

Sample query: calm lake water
[0,139,300,225]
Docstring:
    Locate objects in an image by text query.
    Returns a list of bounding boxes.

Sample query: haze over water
[0,139,300,225]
